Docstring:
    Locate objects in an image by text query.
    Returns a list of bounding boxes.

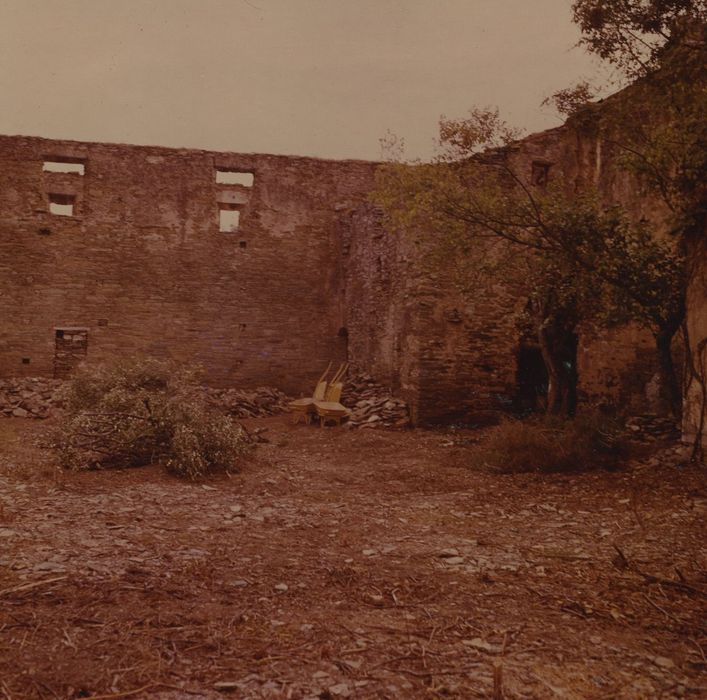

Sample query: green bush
[55,359,250,478]
[471,413,627,473]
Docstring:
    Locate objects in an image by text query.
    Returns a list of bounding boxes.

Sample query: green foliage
[542,81,597,119]
[603,63,706,239]
[374,109,684,337]
[373,105,688,416]
[436,107,523,158]
[562,207,686,335]
[571,0,705,78]
[571,2,707,239]
[55,359,250,478]
[472,414,628,474]
[165,400,249,479]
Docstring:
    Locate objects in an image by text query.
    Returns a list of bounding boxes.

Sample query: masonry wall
[342,199,529,425]
[683,233,707,445]
[0,135,376,394]
[356,123,663,425]
[341,204,425,419]
[0,130,699,428]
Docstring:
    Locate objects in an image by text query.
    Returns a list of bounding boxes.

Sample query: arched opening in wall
[515,343,548,415]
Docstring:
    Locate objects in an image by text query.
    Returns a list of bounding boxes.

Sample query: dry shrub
[472,413,627,473]
[55,359,250,478]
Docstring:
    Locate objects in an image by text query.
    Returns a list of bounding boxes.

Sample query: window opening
[48,193,76,216]
[43,160,85,175]
[215,169,254,187]
[219,208,240,232]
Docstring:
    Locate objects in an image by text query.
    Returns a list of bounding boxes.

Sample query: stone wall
[340,204,424,418]
[354,123,663,425]
[683,233,707,445]
[0,135,375,395]
[0,130,700,429]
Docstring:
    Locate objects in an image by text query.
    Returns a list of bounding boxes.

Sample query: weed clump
[472,414,627,473]
[55,359,250,478]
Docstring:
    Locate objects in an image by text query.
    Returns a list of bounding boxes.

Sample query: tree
[569,1,706,448]
[571,0,706,79]
[565,1,707,227]
[375,108,684,416]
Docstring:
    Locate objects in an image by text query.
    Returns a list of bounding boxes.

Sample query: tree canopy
[375,108,686,415]
[572,0,706,78]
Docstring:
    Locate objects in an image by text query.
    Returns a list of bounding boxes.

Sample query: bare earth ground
[0,417,705,700]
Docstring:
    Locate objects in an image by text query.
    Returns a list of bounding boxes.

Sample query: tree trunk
[655,328,682,419]
[538,324,578,417]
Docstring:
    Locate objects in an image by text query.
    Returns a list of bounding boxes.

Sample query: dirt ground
[0,417,705,700]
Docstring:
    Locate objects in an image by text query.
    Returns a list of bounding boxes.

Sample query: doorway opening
[54,328,88,378]
[515,344,548,414]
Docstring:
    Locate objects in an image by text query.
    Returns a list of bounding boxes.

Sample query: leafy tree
[569,1,706,448]
[560,1,707,232]
[571,0,706,78]
[375,108,686,416]
[542,81,597,119]
[567,1,706,259]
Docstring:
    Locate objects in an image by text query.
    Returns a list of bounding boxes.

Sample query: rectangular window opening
[43,159,85,175]
[219,208,241,232]
[216,169,254,187]
[49,193,76,217]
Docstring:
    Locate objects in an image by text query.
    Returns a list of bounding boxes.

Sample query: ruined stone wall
[342,202,526,425]
[0,130,698,428]
[340,206,415,391]
[683,233,707,444]
[0,135,376,394]
[342,204,465,425]
[511,124,664,414]
[350,121,666,425]
[334,122,664,424]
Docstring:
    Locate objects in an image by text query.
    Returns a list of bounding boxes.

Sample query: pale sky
[0,0,605,161]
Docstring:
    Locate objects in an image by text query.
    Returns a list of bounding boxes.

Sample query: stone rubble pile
[637,442,693,469]
[0,378,292,421]
[341,373,410,429]
[0,377,64,419]
[0,373,410,428]
[625,414,680,443]
[206,386,291,418]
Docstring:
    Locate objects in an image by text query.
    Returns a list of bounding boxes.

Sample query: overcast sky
[0,0,605,161]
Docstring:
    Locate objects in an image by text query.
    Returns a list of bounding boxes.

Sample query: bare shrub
[55,359,250,477]
[472,414,627,473]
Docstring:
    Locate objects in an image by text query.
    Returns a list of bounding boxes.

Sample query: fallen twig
[0,576,68,598]
[84,683,158,700]
[612,545,707,598]
[84,681,202,700]
[643,593,680,623]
